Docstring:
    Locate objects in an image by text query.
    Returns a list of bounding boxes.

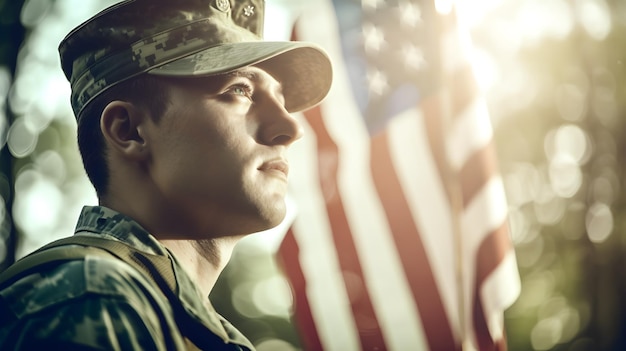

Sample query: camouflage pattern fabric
[60,0,262,120]
[0,206,255,350]
[59,0,332,121]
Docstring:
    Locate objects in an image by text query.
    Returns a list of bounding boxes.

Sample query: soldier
[0,0,332,349]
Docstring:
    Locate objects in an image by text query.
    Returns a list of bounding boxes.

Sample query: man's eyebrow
[220,70,259,81]
[211,68,285,100]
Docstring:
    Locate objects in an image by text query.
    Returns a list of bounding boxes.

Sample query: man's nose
[257,96,304,146]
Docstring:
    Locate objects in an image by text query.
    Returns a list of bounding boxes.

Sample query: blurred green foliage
[473,2,626,350]
[0,0,24,272]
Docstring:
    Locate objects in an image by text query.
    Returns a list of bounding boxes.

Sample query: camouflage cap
[59,0,333,122]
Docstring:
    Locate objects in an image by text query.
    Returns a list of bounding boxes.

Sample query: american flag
[277,0,521,350]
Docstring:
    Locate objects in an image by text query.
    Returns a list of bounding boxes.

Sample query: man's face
[144,65,303,238]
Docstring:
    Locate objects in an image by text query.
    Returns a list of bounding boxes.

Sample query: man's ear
[100,101,149,161]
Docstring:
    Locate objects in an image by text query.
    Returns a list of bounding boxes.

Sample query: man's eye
[230,84,253,98]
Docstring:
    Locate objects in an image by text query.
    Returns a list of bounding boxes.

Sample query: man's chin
[252,206,287,234]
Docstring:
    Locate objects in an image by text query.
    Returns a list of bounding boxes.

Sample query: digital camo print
[59,0,332,121]
[74,206,170,255]
[59,0,263,120]
[0,206,255,350]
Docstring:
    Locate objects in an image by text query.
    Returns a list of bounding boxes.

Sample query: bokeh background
[1,0,625,350]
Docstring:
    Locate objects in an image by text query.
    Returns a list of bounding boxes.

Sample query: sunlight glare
[13,169,64,246]
[517,0,574,45]
[586,202,614,243]
[577,0,611,40]
[456,0,504,28]
[471,49,499,92]
[434,0,453,15]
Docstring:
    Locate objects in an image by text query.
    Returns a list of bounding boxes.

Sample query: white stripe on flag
[387,107,463,342]
[462,176,509,259]
[288,114,361,351]
[288,1,361,349]
[334,104,430,351]
[481,250,520,341]
[460,175,509,341]
[446,98,493,171]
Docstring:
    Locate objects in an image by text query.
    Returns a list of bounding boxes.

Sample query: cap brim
[148,41,332,113]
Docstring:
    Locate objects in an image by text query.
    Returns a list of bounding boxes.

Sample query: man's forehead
[221,66,282,85]
[170,66,283,89]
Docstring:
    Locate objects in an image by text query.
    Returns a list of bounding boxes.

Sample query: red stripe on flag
[459,144,499,208]
[370,120,461,351]
[473,223,512,350]
[304,106,388,351]
[474,295,507,351]
[476,223,512,293]
[278,230,324,351]
[421,95,454,205]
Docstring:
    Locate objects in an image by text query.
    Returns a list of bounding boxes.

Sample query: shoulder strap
[0,245,103,288]
[0,236,176,293]
[0,235,236,350]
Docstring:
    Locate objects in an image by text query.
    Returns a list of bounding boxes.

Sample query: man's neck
[159,237,240,299]
[100,179,244,298]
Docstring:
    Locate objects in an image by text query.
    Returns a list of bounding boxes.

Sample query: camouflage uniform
[0,206,255,350]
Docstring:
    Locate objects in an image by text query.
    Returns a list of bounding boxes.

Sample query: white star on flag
[399,1,423,27]
[367,69,389,96]
[363,23,386,53]
[402,44,427,70]
[362,0,385,10]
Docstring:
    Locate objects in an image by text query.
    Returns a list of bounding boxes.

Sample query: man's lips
[258,159,289,179]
